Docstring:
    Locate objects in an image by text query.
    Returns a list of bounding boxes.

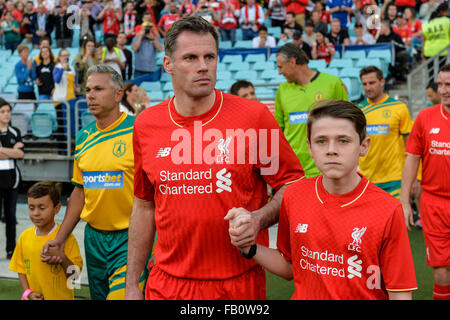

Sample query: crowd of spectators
[0,0,448,99]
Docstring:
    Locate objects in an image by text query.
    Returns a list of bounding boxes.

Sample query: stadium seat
[245,53,266,64]
[10,113,29,136]
[222,54,243,64]
[309,60,327,71]
[367,49,392,65]
[339,67,362,79]
[228,61,250,72]
[80,111,96,128]
[216,80,234,91]
[141,81,161,92]
[219,41,233,49]
[356,58,386,77]
[149,91,165,100]
[233,40,253,49]
[343,50,366,62]
[160,72,171,83]
[328,58,354,70]
[36,103,58,131]
[324,67,339,77]
[234,70,257,81]
[162,82,173,92]
[267,27,282,39]
[217,70,233,80]
[30,113,53,138]
[341,77,362,102]
[252,61,276,72]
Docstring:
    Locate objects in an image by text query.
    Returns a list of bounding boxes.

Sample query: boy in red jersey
[228,99,417,299]
[125,16,304,300]
[401,64,450,300]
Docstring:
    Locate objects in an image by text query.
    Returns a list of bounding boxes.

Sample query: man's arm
[225,184,287,249]
[125,197,156,300]
[400,153,421,230]
[41,186,84,261]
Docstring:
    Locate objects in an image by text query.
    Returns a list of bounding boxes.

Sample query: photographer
[131,11,163,80]
[195,0,219,25]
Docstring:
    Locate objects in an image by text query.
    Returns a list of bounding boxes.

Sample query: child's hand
[29,292,44,300]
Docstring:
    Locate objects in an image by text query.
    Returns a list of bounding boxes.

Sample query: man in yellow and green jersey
[358,66,413,199]
[274,43,348,178]
[41,65,146,300]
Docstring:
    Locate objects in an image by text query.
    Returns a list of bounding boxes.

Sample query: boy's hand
[29,292,44,300]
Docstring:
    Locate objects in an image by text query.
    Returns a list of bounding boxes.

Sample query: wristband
[22,289,33,300]
[240,244,257,259]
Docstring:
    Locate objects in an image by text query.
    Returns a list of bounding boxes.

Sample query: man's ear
[163,55,173,74]
[359,136,370,157]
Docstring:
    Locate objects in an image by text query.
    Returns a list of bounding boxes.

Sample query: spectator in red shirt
[97,0,122,42]
[218,0,240,43]
[158,2,181,37]
[283,0,309,27]
[311,30,335,65]
[404,6,423,47]
[393,11,412,46]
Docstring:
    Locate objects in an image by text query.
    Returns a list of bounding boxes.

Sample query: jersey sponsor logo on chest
[82,171,124,189]
[429,139,450,155]
[155,121,280,175]
[289,111,309,124]
[366,124,389,135]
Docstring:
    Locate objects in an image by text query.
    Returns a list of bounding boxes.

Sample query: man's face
[308,117,370,181]
[237,86,257,101]
[247,0,255,6]
[276,55,296,83]
[331,21,340,33]
[396,17,405,27]
[361,72,385,101]
[164,31,217,99]
[426,87,441,105]
[437,71,450,108]
[286,13,295,24]
[85,73,123,119]
[259,30,268,39]
[19,48,29,60]
[169,2,177,13]
[117,33,127,46]
[388,5,397,18]
[355,26,363,36]
[0,104,11,126]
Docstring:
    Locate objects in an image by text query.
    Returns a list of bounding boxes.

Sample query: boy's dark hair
[307,99,367,144]
[164,15,219,59]
[0,98,12,111]
[426,81,438,92]
[229,80,254,96]
[27,181,63,207]
[359,65,384,80]
[277,43,309,65]
[439,63,450,73]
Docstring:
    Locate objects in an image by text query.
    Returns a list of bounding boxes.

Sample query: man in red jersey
[124,16,304,300]
[401,64,450,300]
[228,100,417,299]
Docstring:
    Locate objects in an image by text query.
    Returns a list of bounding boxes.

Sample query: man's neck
[444,104,450,115]
[0,123,8,132]
[173,90,216,117]
[295,66,317,86]
[322,171,362,195]
[117,44,124,49]
[369,93,386,104]
[96,108,122,130]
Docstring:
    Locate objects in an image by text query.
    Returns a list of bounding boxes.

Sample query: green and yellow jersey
[357,94,413,185]
[72,112,135,231]
[274,72,348,178]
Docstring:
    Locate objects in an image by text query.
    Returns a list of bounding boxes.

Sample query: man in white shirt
[252,26,276,48]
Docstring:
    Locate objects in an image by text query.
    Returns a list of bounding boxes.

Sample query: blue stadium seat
[324,67,339,77]
[217,63,228,73]
[328,58,354,70]
[343,50,366,62]
[222,54,243,64]
[219,41,233,49]
[160,72,171,83]
[149,91,165,100]
[356,58,386,77]
[339,67,362,79]
[228,61,250,72]
[234,70,257,81]
[36,103,57,131]
[367,49,392,65]
[141,81,161,92]
[162,82,173,92]
[81,111,96,128]
[309,60,327,71]
[233,40,253,49]
[252,61,276,72]
[267,27,282,39]
[245,53,266,64]
[30,113,53,138]
[341,77,362,102]
[217,70,233,80]
[216,80,234,91]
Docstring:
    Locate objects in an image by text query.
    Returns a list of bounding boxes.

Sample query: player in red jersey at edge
[228,99,417,300]
[124,16,304,300]
[401,64,450,300]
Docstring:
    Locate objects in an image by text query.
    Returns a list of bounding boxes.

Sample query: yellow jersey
[72,112,135,231]
[8,223,83,300]
[358,94,413,184]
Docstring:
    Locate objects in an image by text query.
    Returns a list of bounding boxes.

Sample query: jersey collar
[440,104,449,120]
[367,93,389,106]
[315,173,370,208]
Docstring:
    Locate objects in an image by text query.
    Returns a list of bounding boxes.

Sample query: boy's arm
[243,244,293,280]
[388,291,412,300]
[18,273,44,300]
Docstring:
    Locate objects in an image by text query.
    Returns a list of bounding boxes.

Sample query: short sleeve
[8,234,25,274]
[71,158,84,188]
[65,234,84,271]
[277,195,292,263]
[405,112,424,156]
[380,205,418,292]
[133,121,155,201]
[399,103,413,136]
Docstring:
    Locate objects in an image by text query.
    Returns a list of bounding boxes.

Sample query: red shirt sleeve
[277,194,292,263]
[405,112,424,156]
[133,120,155,201]
[380,205,418,292]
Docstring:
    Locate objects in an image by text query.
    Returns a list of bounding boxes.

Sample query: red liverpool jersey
[406,104,450,197]
[133,89,304,279]
[277,175,417,300]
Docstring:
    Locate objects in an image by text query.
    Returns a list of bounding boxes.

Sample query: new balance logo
[429,128,440,134]
[347,255,363,279]
[156,147,171,158]
[216,168,232,193]
[295,223,308,233]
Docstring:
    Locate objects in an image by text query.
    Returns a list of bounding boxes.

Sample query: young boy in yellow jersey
[357,66,413,199]
[9,181,83,300]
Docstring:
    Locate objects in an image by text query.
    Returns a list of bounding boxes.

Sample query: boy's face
[0,104,11,125]
[308,117,370,180]
[28,195,61,231]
